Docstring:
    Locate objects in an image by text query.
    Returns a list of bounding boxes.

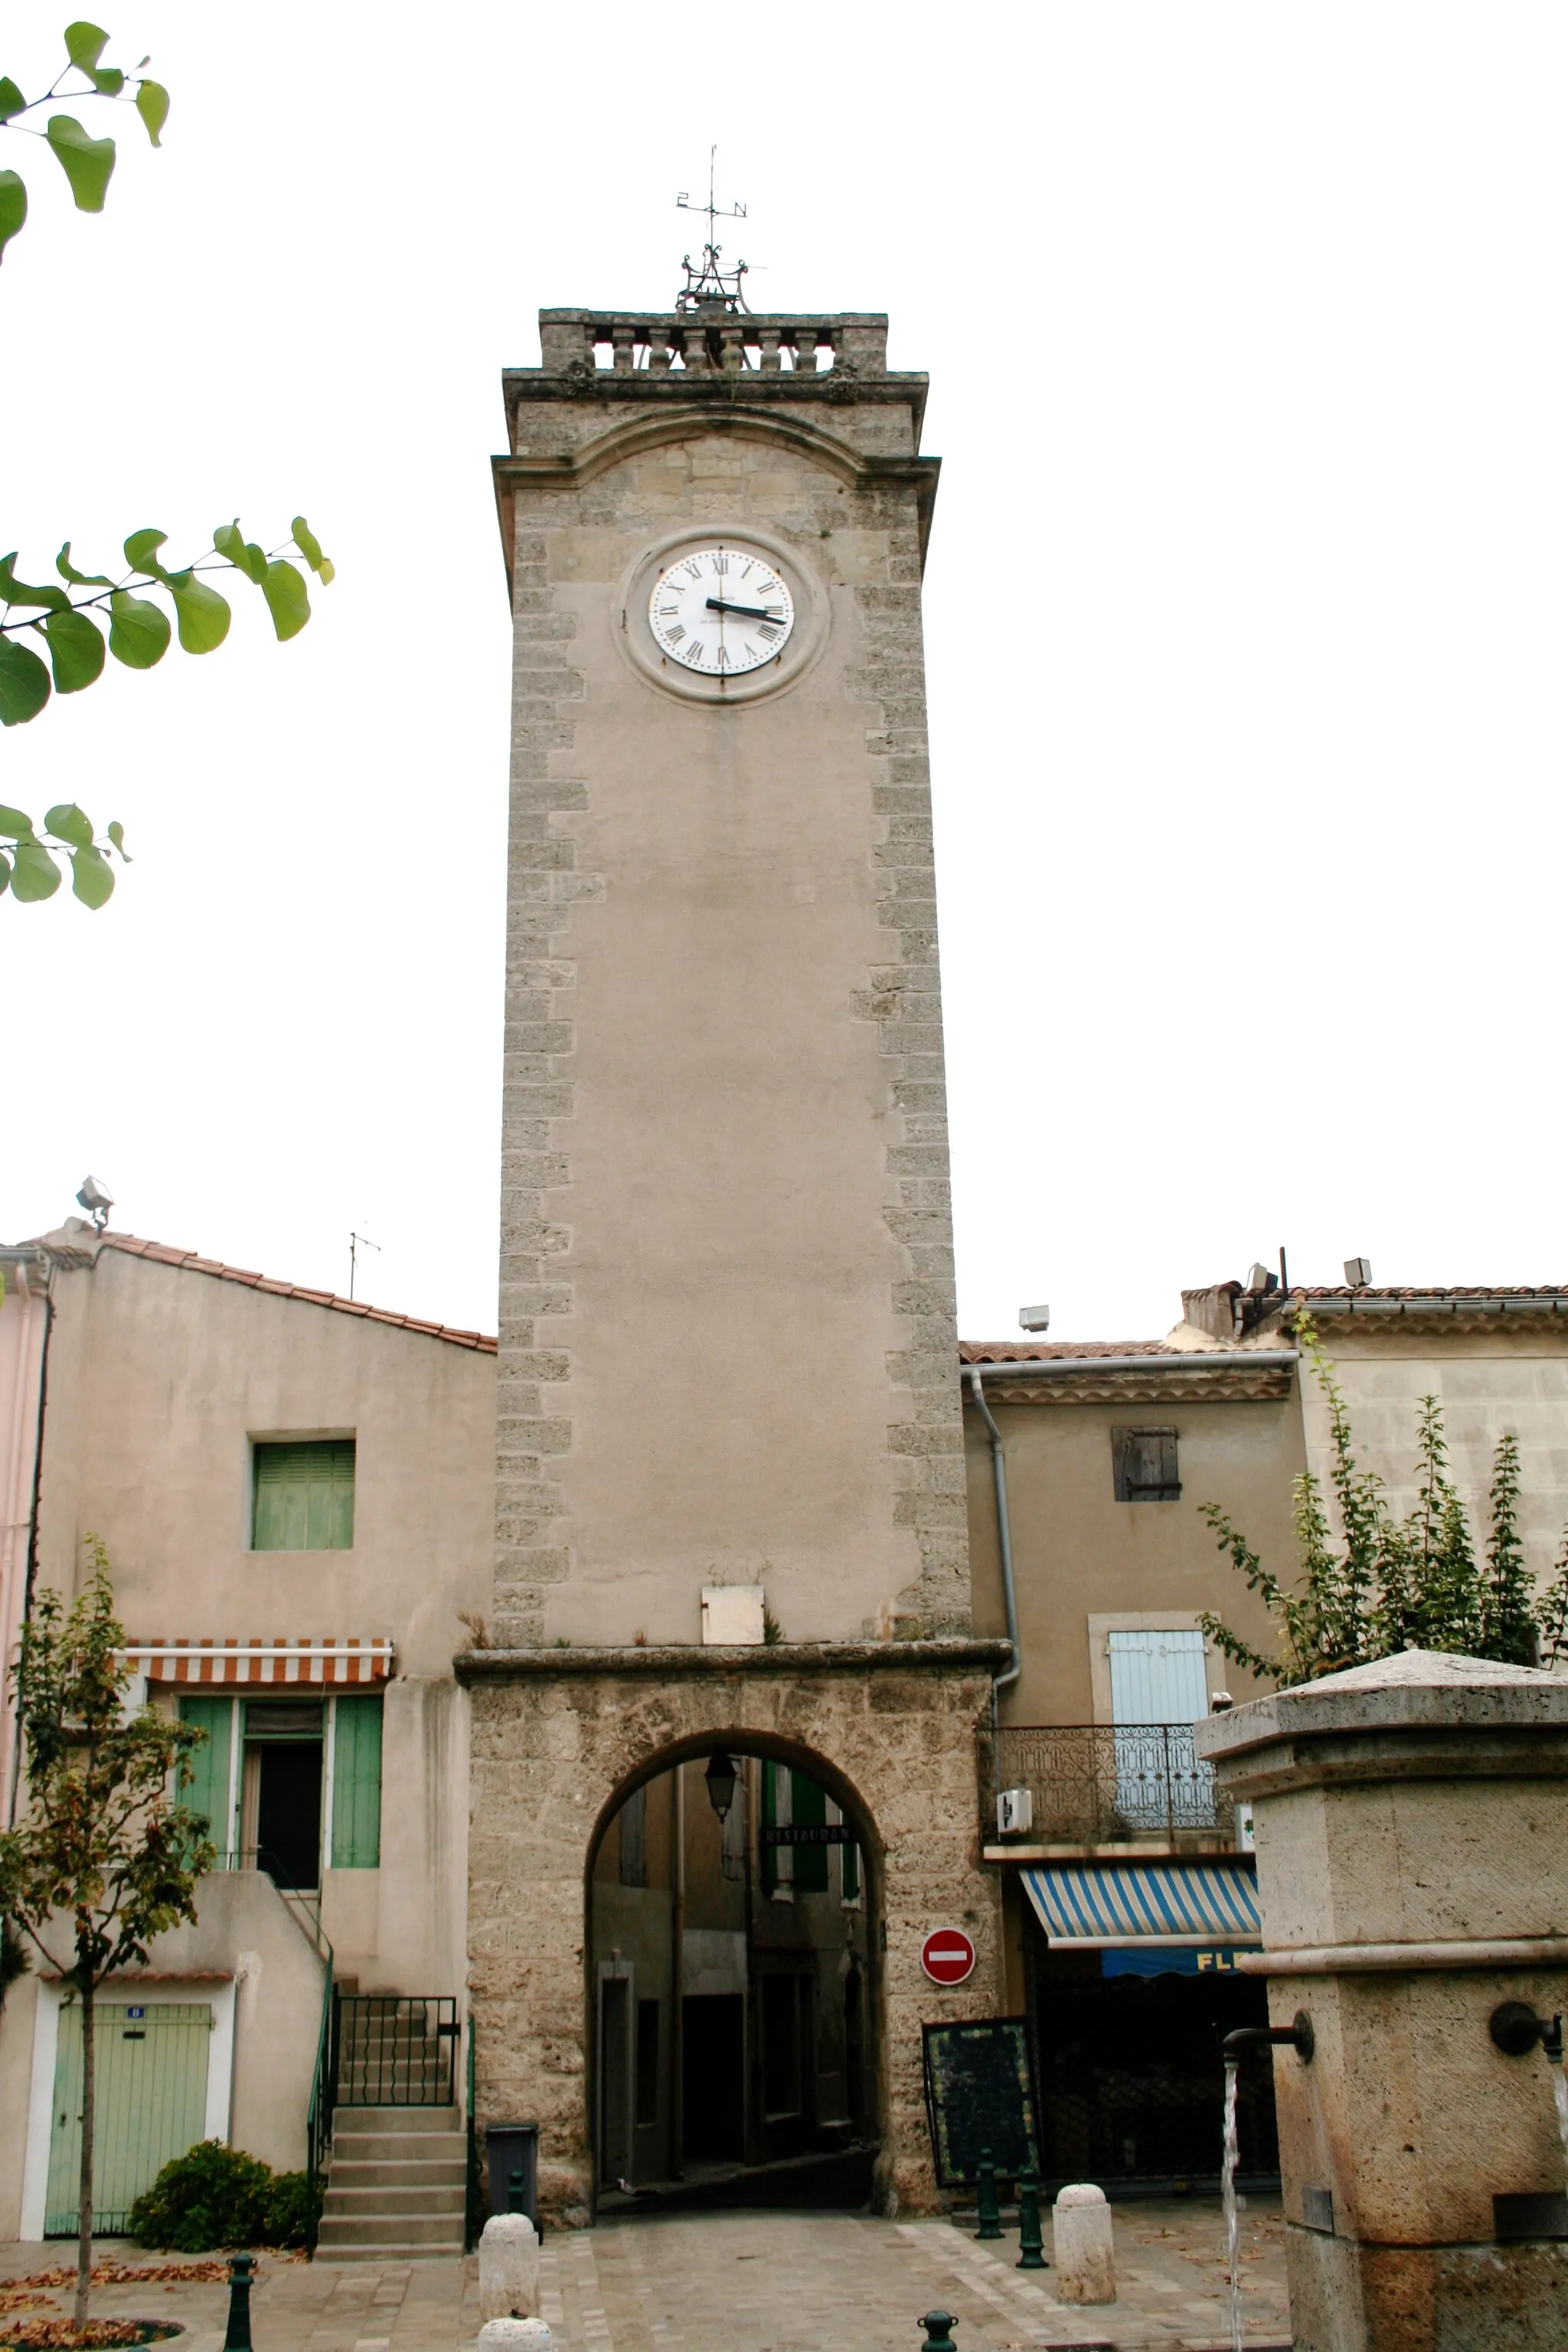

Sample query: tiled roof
[97,1233,498,1353]
[959,1339,1174,1363]
[1295,1284,1566,1302]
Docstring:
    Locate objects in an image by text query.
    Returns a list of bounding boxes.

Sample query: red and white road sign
[920,1926,976,1986]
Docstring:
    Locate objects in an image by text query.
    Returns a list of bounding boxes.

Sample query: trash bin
[485,2122,540,2228]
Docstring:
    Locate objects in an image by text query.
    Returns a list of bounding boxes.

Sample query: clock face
[648,546,795,677]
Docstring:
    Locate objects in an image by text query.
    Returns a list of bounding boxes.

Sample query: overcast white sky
[2,4,1563,1342]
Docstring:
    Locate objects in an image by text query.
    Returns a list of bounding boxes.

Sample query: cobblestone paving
[0,2202,1289,2352]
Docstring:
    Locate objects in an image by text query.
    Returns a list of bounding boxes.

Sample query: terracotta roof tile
[97,1233,498,1353]
[959,1339,1174,1363]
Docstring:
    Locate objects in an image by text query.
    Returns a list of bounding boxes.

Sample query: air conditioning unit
[996,1786,1034,1838]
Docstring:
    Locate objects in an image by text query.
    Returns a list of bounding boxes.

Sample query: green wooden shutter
[253,1439,356,1551]
[331,1694,383,1867]
[761,1760,779,1898]
[178,1696,235,1865]
[791,1769,828,1893]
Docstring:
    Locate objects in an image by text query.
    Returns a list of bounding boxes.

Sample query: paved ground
[0,2200,1290,2352]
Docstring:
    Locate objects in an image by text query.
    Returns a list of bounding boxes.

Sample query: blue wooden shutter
[331,1694,383,1867]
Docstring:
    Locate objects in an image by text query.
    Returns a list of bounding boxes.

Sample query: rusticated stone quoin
[460,1642,1008,2222]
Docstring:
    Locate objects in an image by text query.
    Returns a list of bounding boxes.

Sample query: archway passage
[590,1749,877,2211]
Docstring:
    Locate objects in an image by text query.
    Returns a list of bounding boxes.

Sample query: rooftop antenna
[675,145,750,313]
[348,1227,381,1302]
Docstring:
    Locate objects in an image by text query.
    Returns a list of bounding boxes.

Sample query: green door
[45,2001,212,2234]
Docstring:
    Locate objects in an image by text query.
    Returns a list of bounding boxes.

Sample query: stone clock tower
[461,281,1007,2220]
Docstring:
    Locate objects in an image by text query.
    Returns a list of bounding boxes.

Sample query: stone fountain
[1195,1650,1568,2352]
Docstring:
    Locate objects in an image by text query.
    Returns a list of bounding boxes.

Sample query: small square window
[252,1439,355,1551]
[1112,1426,1181,1503]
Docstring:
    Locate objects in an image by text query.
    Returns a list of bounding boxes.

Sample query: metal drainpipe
[966,1369,1021,1777]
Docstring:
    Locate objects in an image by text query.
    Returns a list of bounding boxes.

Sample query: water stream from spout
[1551,2050,1568,2179]
[1222,2055,1243,2352]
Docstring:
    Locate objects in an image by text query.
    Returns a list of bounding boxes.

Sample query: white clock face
[648,546,795,677]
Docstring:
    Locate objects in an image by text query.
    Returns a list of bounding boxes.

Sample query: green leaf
[106,589,170,669]
[213,521,266,584]
[64,21,111,71]
[0,79,26,122]
[9,840,61,901]
[122,528,168,577]
[88,66,124,96]
[106,819,129,858]
[45,803,94,850]
[292,516,331,574]
[0,555,68,612]
[46,116,115,212]
[167,571,230,654]
[0,851,9,895]
[0,172,27,265]
[57,543,113,587]
[0,804,37,839]
[134,79,168,146]
[42,609,105,692]
[260,559,309,642]
[0,637,51,725]
[71,843,114,908]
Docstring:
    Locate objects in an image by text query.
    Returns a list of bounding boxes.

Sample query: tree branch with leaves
[0,1540,215,2328]
[2,23,335,908]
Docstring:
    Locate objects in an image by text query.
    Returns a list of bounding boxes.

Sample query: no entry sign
[921,1926,976,1987]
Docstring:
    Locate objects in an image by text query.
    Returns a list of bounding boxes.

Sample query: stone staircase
[315,2105,468,2261]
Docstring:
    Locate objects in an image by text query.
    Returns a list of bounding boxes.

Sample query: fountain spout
[1223,2012,1315,2065]
[1489,2001,1563,2059]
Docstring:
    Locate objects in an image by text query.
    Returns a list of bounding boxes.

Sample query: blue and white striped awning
[1022,1860,1261,1949]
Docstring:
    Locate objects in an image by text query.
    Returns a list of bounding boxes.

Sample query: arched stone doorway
[460,1638,1007,2226]
[588,1736,881,2209]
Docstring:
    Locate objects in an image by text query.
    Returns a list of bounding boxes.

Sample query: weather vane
[675,146,750,313]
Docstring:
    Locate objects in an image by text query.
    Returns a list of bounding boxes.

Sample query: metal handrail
[992,1723,1223,1844]
[306,1958,336,2184]
[465,2017,483,2249]
[335,1995,459,2107]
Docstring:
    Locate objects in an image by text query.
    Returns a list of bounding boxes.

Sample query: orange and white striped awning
[120,1636,395,1686]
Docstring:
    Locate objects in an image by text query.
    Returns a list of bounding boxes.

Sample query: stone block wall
[461,1644,1006,2222]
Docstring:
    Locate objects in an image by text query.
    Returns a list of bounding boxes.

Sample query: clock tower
[463,281,1007,2219]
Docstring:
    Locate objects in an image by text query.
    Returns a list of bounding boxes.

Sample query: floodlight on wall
[75,1174,113,1230]
[1344,1257,1373,1288]
[1018,1305,1050,1334]
[704,1751,738,1821]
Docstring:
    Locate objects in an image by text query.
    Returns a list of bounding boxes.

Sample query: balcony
[989,1724,1235,1851]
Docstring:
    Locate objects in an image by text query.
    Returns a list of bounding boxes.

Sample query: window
[1111,1426,1180,1503]
[619,1785,647,1886]
[1107,1628,1209,1724]
[243,1700,324,1891]
[178,1691,382,1880]
[252,1439,355,1551]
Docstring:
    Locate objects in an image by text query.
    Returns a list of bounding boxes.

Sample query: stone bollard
[1053,2184,1116,2305]
[479,2212,542,2322]
[477,2322,551,2352]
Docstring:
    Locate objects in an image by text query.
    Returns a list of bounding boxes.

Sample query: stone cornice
[455,1637,1011,1684]
[492,407,942,584]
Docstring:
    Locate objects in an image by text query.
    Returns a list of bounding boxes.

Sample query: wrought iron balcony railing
[991,1723,1225,1844]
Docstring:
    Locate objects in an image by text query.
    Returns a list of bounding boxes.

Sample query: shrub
[126,2140,322,2253]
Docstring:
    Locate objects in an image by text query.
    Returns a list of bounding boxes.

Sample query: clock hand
[705,597,783,623]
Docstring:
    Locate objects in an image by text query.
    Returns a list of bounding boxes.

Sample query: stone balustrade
[535,310,889,377]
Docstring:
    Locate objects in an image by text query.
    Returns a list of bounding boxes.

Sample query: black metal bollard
[1015,2167,1047,2269]
[508,2167,527,2215]
[918,2313,958,2352]
[973,2149,1002,2241]
[224,2252,255,2352]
